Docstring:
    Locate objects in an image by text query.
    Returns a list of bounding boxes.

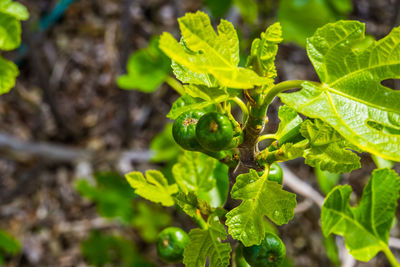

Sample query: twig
[57,217,118,234]
[280,163,324,207]
[118,0,135,146]
[294,199,313,214]
[281,163,400,254]
[390,237,400,250]
[0,132,151,163]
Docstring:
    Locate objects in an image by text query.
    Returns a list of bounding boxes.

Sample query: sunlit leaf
[125,170,178,206]
[159,11,270,89]
[274,105,302,140]
[280,21,400,161]
[321,168,400,261]
[246,22,283,77]
[226,170,296,246]
[0,13,20,51]
[0,56,18,95]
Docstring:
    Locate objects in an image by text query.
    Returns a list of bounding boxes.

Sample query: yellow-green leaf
[280,21,400,161]
[159,11,271,89]
[125,170,178,206]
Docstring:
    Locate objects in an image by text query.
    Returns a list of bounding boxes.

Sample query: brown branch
[0,132,151,164]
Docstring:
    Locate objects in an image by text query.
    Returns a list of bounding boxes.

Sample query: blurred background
[0,0,399,266]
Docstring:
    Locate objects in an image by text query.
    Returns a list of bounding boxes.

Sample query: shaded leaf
[0,230,20,255]
[300,119,361,173]
[131,202,171,242]
[233,0,258,24]
[183,220,231,267]
[150,123,181,163]
[321,168,400,261]
[174,191,199,217]
[117,37,171,93]
[277,0,351,46]
[172,151,216,194]
[81,231,152,267]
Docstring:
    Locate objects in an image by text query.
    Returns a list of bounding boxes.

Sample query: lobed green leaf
[159,11,270,89]
[321,168,400,261]
[172,151,215,194]
[246,22,283,78]
[125,170,178,206]
[280,21,400,161]
[300,119,361,173]
[183,220,231,267]
[226,170,296,246]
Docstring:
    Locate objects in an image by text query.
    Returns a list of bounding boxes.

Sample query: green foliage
[277,0,352,46]
[76,172,170,242]
[159,11,270,89]
[120,11,400,266]
[246,22,283,77]
[274,105,302,140]
[0,0,28,50]
[173,151,229,207]
[315,167,341,195]
[226,170,296,246]
[150,123,181,163]
[173,151,216,194]
[233,0,258,24]
[131,202,171,242]
[76,172,136,223]
[0,50,18,95]
[280,21,400,162]
[167,94,224,120]
[81,231,152,267]
[322,236,340,267]
[117,37,171,93]
[183,219,231,267]
[321,168,400,261]
[0,0,28,95]
[204,0,232,18]
[126,170,178,207]
[300,119,361,173]
[0,0,28,20]
[0,230,20,256]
